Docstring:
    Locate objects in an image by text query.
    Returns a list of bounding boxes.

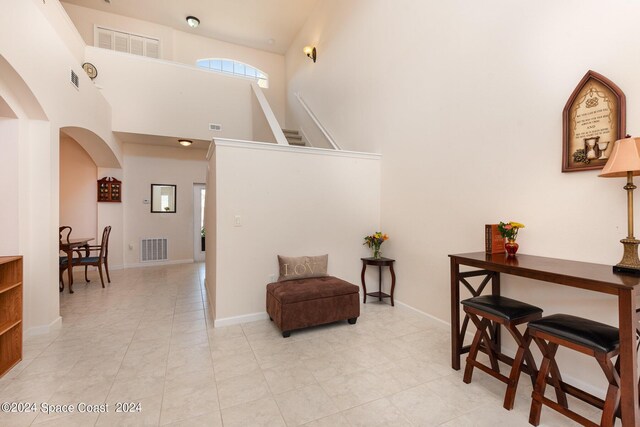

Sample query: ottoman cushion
[267,276,359,304]
[266,275,360,336]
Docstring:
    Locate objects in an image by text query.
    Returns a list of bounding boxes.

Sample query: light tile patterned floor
[0,263,601,426]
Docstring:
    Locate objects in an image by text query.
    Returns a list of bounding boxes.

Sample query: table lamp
[599,136,640,274]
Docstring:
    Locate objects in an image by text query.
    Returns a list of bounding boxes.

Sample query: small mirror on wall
[151,184,177,213]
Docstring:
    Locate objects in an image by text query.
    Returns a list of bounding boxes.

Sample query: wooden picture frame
[562,70,626,172]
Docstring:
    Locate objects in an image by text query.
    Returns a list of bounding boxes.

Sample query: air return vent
[140,238,168,262]
[209,123,222,131]
[70,70,79,89]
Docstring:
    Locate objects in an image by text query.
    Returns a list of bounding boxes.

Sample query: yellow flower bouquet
[363,232,389,259]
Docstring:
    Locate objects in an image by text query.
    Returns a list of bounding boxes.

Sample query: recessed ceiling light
[186,16,200,28]
[179,139,193,147]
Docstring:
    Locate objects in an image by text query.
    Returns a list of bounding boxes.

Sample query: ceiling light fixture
[179,139,193,147]
[186,16,200,28]
[303,46,317,63]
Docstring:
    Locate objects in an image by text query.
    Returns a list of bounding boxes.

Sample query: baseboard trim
[214,311,269,328]
[394,299,451,328]
[26,316,62,337]
[124,259,194,269]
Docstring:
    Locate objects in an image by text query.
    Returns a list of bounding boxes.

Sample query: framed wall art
[562,70,626,172]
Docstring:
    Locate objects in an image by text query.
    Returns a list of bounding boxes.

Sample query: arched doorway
[57,127,123,298]
[0,55,55,335]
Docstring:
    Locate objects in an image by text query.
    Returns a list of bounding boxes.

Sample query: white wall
[210,140,381,323]
[0,0,124,335]
[59,135,97,238]
[2,1,121,167]
[204,151,217,319]
[0,118,20,256]
[86,47,260,142]
[62,2,286,126]
[123,143,208,266]
[97,166,123,270]
[61,2,175,61]
[171,31,286,124]
[285,0,640,394]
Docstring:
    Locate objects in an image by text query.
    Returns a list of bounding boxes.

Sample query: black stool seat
[461,294,542,410]
[528,314,619,353]
[461,295,542,321]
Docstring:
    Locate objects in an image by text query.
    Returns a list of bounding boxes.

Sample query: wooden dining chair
[59,226,73,291]
[77,226,112,288]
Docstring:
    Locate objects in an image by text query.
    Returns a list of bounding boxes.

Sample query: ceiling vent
[70,70,79,89]
[209,123,222,131]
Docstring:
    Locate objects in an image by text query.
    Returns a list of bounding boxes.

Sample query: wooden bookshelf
[0,256,22,378]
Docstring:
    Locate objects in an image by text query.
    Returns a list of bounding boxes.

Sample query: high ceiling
[62,0,318,54]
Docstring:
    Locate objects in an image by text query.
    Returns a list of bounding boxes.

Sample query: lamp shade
[599,137,640,178]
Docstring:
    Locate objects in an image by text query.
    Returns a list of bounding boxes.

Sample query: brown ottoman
[266,276,360,337]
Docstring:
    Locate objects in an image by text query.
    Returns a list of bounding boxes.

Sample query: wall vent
[140,238,168,262]
[209,123,222,131]
[95,26,160,59]
[70,70,79,89]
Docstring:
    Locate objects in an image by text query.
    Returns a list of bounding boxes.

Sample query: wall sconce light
[303,46,317,63]
[179,139,193,147]
[186,16,200,28]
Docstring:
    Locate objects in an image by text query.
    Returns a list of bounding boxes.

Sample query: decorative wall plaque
[97,177,122,203]
[562,70,626,172]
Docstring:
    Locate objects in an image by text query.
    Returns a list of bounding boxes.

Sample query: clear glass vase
[373,246,382,259]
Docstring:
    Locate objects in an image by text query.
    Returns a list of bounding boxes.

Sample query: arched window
[196,59,269,88]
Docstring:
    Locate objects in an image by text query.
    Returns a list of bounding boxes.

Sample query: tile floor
[0,263,602,426]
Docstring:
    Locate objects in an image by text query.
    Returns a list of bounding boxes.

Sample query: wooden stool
[461,295,543,410]
[527,314,620,427]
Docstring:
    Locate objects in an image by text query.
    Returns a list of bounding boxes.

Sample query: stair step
[282,128,305,145]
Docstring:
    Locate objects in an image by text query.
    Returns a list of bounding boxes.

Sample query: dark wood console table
[361,257,396,306]
[449,252,640,425]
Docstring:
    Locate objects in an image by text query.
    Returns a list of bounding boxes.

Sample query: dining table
[60,237,93,293]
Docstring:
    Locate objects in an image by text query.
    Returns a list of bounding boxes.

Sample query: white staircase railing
[294,92,341,150]
[251,82,288,145]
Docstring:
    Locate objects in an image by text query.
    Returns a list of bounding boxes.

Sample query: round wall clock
[82,62,98,80]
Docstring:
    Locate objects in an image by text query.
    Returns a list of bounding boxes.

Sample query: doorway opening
[194,183,206,262]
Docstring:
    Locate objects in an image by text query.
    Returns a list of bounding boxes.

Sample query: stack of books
[485,224,505,254]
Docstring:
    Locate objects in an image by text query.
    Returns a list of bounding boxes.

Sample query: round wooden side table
[360,257,396,306]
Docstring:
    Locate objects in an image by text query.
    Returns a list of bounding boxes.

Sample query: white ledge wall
[86,47,256,142]
[209,139,381,324]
